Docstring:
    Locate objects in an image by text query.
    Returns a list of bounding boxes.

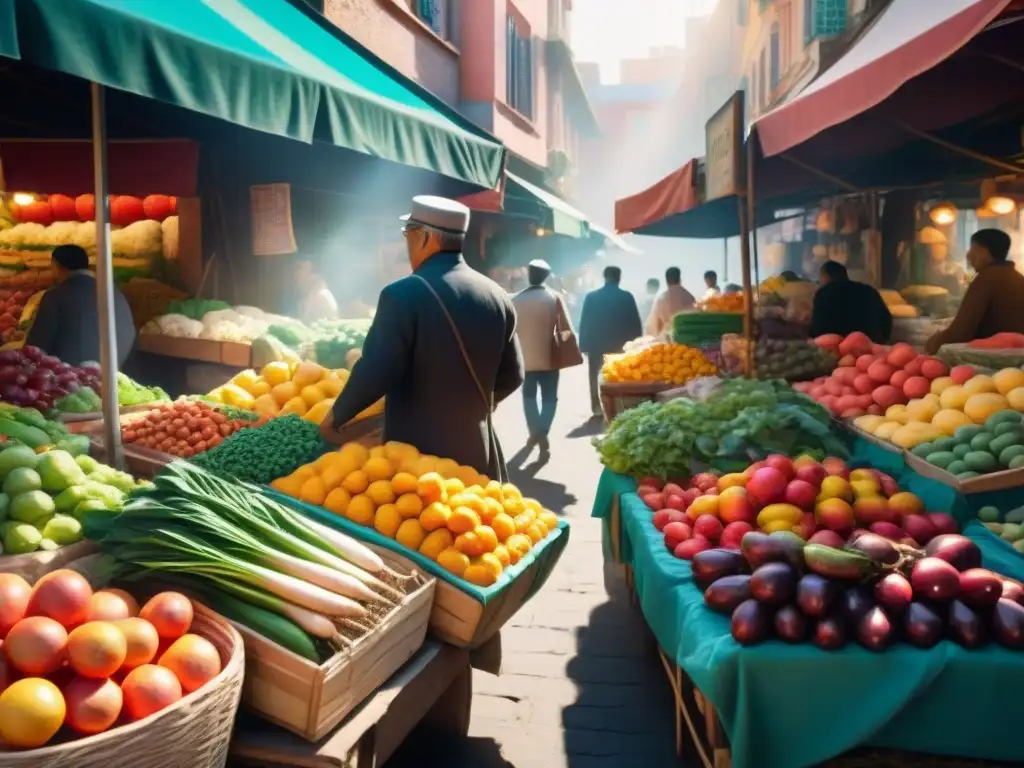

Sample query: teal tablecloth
[593,467,1024,768]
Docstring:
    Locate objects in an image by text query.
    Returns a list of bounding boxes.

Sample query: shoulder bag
[551,291,583,370]
[414,275,507,483]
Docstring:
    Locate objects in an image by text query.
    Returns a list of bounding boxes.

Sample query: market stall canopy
[753,0,1013,158]
[590,224,642,254]
[505,172,590,238]
[614,160,698,236]
[2,0,506,190]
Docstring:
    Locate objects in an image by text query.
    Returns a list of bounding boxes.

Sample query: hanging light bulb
[535,227,548,237]
[929,202,957,226]
[986,196,1017,215]
[10,192,35,206]
[976,205,997,219]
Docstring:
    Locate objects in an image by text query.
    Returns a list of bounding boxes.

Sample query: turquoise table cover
[594,463,1024,767]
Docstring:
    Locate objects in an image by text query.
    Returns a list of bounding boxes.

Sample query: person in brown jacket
[925,229,1024,354]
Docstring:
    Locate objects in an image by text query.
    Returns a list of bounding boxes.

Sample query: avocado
[987,411,1024,429]
[991,433,1022,460]
[1005,507,1024,524]
[911,442,934,458]
[953,444,971,459]
[1011,454,1024,470]
[1000,445,1024,467]
[957,471,981,481]
[978,505,1002,523]
[954,425,985,443]
[926,451,956,469]
[931,437,955,453]
[964,451,999,474]
[993,422,1023,438]
[946,460,968,476]
[970,433,995,452]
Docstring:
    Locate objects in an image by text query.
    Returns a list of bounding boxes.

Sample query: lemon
[374,504,401,538]
[0,678,66,748]
[395,519,426,550]
[346,494,375,526]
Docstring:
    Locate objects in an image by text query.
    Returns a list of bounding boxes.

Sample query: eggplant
[773,605,808,643]
[731,599,772,646]
[704,575,753,614]
[796,574,837,618]
[846,532,903,565]
[910,557,960,602]
[692,549,747,589]
[857,605,896,652]
[750,562,798,606]
[813,614,848,650]
[840,585,875,629]
[1001,579,1024,606]
[948,600,989,648]
[874,573,913,615]
[924,534,982,572]
[741,531,805,571]
[993,598,1024,649]
[903,602,943,649]
[958,568,1003,610]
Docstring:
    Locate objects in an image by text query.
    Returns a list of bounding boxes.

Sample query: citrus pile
[0,571,220,749]
[601,341,716,385]
[270,441,560,587]
[700,293,745,313]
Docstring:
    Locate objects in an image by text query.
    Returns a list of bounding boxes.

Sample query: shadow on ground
[385,733,515,767]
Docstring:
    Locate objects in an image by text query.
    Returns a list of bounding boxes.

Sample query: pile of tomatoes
[121,400,261,458]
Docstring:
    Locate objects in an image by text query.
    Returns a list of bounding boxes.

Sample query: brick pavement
[387,366,681,768]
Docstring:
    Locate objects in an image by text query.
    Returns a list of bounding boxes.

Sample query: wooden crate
[138,334,223,363]
[60,404,156,434]
[905,453,1024,495]
[237,545,436,741]
[0,540,98,582]
[600,379,673,422]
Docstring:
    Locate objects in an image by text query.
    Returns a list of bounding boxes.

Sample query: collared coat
[578,283,643,356]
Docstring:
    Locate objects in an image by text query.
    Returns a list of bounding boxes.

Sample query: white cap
[400,195,470,234]
[528,259,551,271]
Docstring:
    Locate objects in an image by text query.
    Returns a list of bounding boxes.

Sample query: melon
[929,376,954,395]
[873,422,902,440]
[963,375,997,395]
[891,423,942,450]
[885,404,909,425]
[906,398,940,424]
[963,393,1010,425]
[993,368,1024,396]
[939,385,970,411]
[932,409,973,436]
[1008,386,1024,412]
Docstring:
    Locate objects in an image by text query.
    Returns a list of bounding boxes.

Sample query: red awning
[614,159,699,234]
[754,0,1012,158]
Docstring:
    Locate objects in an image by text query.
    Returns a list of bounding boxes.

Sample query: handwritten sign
[250,184,296,256]
[705,92,744,202]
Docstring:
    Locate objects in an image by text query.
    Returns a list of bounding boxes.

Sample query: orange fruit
[391,471,419,496]
[113,617,160,671]
[483,481,505,503]
[504,496,525,516]
[523,498,542,513]
[67,621,128,679]
[455,530,485,558]
[158,633,222,693]
[299,476,327,506]
[121,665,182,720]
[395,519,427,550]
[346,494,376,526]
[320,465,346,491]
[395,493,423,519]
[437,458,460,478]
[514,512,536,534]
[492,544,511,568]
[270,474,303,497]
[419,529,454,560]
[443,478,465,497]
[539,511,559,534]
[374,504,402,538]
[524,523,545,544]
[490,513,516,542]
[324,487,352,516]
[437,547,470,577]
[64,676,122,735]
[363,457,394,482]
[300,384,327,407]
[480,497,505,524]
[339,442,370,467]
[139,592,193,640]
[270,381,298,406]
[366,480,395,506]
[342,470,369,495]
[505,533,532,564]
[501,483,522,500]
[0,678,66,747]
[86,589,137,622]
[463,553,502,587]
[417,472,447,504]
[448,506,481,535]
[420,502,452,531]
[455,465,481,487]
[474,525,499,553]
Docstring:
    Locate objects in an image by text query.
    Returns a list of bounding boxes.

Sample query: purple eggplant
[1001,579,1024,606]
[731,599,772,646]
[750,562,797,606]
[846,532,903,565]
[813,614,848,650]
[924,534,982,572]
[796,574,837,618]
[958,568,1003,610]
[993,598,1024,649]
[704,575,752,614]
[840,585,875,629]
[911,557,960,602]
[692,549,748,589]
[903,602,943,649]
[774,605,808,643]
[874,573,913,615]
[741,531,805,570]
[948,600,989,648]
[857,606,896,652]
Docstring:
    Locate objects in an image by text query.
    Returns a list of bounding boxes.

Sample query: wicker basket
[0,604,245,768]
[599,378,673,422]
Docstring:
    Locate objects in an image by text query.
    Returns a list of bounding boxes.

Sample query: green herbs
[310,319,372,369]
[191,415,326,483]
[166,298,231,321]
[594,379,848,478]
[116,372,169,406]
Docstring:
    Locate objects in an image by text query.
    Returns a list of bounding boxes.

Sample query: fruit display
[207,360,383,424]
[880,289,919,319]
[0,404,89,455]
[697,528,1024,652]
[0,272,56,344]
[797,335,957,422]
[720,335,837,380]
[0,346,104,412]
[191,415,327,485]
[978,505,1024,555]
[0,446,138,556]
[595,378,847,479]
[56,372,169,414]
[0,571,220,748]
[640,455,958,560]
[600,341,717,385]
[904,411,1024,481]
[699,293,745,313]
[120,400,261,458]
[671,311,744,348]
[270,441,560,587]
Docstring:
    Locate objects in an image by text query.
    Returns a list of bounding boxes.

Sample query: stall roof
[614,160,699,236]
[753,0,1012,157]
[3,0,506,190]
[590,224,642,254]
[506,173,590,238]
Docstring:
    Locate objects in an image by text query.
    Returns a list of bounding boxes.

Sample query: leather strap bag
[415,275,507,482]
[551,293,583,370]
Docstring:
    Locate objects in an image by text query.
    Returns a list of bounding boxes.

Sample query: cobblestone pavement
[388,365,680,768]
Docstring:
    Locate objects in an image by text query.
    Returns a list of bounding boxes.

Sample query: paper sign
[251,184,297,256]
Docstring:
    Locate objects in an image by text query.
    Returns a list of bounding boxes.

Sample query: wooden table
[230,642,472,768]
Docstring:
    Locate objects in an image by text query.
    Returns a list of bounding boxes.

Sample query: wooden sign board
[705,91,744,202]
[251,183,297,256]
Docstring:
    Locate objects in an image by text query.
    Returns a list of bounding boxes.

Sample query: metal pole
[90,83,123,470]
[737,194,754,377]
[747,140,760,296]
[722,238,729,282]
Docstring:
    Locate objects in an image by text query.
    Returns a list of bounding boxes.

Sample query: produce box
[720,334,837,380]
[60,404,162,434]
[843,422,905,457]
[138,334,224,364]
[599,379,674,422]
[264,489,570,649]
[905,452,1024,495]
[0,539,97,581]
[938,342,1024,371]
[232,542,435,741]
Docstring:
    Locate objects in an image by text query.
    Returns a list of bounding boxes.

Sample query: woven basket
[599,379,673,422]
[0,604,245,768]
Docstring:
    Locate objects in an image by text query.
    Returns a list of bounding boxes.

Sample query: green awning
[506,172,589,238]
[0,0,18,60]
[590,223,642,254]
[5,0,505,189]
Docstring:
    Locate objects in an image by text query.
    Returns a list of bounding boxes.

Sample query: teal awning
[590,223,642,254]
[0,0,18,60]
[5,0,505,189]
[506,172,589,238]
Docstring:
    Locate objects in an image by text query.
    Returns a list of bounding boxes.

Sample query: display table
[593,465,1024,768]
[229,641,472,767]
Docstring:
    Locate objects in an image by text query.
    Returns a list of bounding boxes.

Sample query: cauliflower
[200,319,246,342]
[74,222,97,250]
[161,216,179,260]
[118,220,162,257]
[157,313,203,338]
[232,306,267,320]
[47,222,79,246]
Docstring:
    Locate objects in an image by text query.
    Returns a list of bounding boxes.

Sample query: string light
[928,202,957,226]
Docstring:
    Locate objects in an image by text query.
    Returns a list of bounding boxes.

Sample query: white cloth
[512,286,572,371]
[703,286,722,300]
[299,283,338,325]
[645,284,696,336]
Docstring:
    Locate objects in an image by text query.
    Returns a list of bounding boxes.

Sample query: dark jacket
[330,253,524,480]
[26,272,136,366]
[926,261,1024,352]
[809,279,892,343]
[579,283,643,356]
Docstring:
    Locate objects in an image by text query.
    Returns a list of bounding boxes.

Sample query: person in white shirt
[511,259,574,459]
[645,266,696,337]
[296,259,339,325]
[637,278,659,329]
[703,270,721,300]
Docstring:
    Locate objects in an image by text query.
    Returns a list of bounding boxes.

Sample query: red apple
[784,479,818,510]
[682,488,702,506]
[719,491,756,525]
[641,492,665,511]
[794,463,827,488]
[746,467,788,507]
[720,521,754,549]
[764,454,795,480]
[692,473,720,492]
[693,516,724,543]
[665,494,689,513]
[674,536,711,560]
[809,530,846,548]
[663,521,692,550]
[663,482,685,498]
[652,510,673,531]
[900,513,937,545]
[822,457,850,479]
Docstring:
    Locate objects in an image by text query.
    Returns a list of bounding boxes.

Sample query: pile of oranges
[700,293,745,313]
[270,441,560,587]
[601,341,716,385]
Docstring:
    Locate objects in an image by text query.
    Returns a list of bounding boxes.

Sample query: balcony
[804,0,848,44]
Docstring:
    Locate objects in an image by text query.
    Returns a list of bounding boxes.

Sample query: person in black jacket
[809,260,892,343]
[26,244,136,366]
[579,265,643,416]
[321,196,524,480]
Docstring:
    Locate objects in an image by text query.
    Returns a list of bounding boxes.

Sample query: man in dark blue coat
[322,196,524,480]
[579,265,642,416]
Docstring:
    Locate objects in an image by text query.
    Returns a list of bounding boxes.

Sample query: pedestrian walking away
[579,265,643,417]
[645,266,696,337]
[321,195,524,480]
[512,259,579,460]
[637,277,659,330]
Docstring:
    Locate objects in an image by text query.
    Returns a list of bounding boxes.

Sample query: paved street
[388,364,680,768]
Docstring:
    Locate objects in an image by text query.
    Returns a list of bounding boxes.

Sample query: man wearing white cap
[321,196,524,480]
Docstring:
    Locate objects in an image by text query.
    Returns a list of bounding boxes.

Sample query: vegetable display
[142,303,302,343]
[55,372,169,414]
[270,441,560,587]
[120,400,260,458]
[191,415,326,485]
[0,447,138,556]
[595,379,847,478]
[84,461,421,663]
[671,312,744,348]
[0,273,55,345]
[308,318,371,370]
[979,505,1024,554]
[0,346,102,411]
[0,404,89,456]
[720,335,837,381]
[601,340,716,385]
[0,571,220,748]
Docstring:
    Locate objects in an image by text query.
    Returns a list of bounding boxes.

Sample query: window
[769,22,780,89]
[804,0,814,43]
[759,48,768,107]
[805,0,848,43]
[506,13,534,119]
[414,0,456,42]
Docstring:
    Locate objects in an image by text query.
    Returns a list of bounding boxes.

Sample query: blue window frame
[769,22,780,89]
[506,15,534,119]
[805,0,848,44]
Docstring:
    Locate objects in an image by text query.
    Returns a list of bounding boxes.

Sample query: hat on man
[528,259,551,272]
[400,195,470,235]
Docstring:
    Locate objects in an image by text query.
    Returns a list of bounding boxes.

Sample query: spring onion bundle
[84,461,418,659]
